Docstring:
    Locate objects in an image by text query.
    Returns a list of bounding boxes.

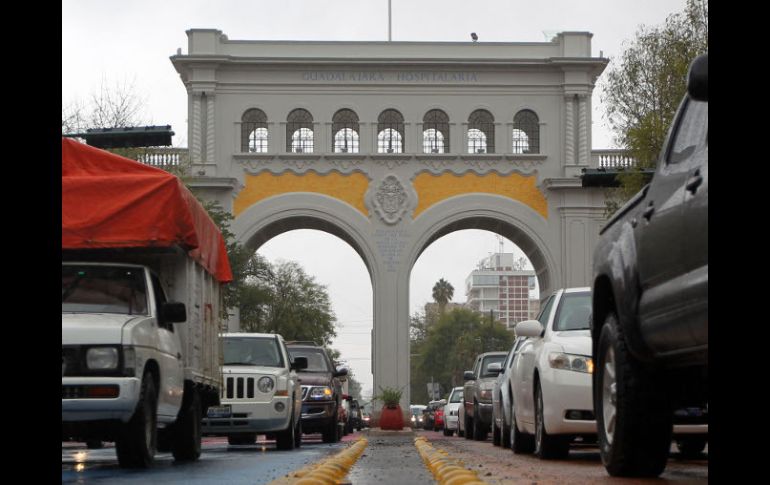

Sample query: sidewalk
[345,428,436,485]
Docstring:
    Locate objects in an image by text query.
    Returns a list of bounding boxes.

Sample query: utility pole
[388,0,392,41]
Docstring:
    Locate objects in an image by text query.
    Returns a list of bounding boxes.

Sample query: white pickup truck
[61,138,232,468]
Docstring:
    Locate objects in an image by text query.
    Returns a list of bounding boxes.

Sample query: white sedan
[510,287,595,459]
[443,387,463,436]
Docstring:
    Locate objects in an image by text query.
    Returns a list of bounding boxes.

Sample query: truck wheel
[116,374,157,468]
[502,420,511,449]
[511,398,534,454]
[676,437,707,458]
[275,414,296,451]
[595,312,672,477]
[534,381,569,459]
[172,389,202,461]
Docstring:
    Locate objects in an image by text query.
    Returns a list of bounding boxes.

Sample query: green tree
[410,308,513,404]
[241,261,337,346]
[601,0,708,215]
[431,278,455,314]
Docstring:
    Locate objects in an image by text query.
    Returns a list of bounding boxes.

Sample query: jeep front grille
[224,376,256,399]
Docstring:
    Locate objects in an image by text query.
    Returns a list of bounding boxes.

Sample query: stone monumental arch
[171,30,609,415]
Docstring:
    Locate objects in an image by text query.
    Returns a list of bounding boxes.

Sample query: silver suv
[202,333,306,450]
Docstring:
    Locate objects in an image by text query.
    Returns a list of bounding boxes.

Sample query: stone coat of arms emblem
[373,175,408,224]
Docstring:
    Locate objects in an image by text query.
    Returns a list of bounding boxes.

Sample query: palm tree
[432,278,454,314]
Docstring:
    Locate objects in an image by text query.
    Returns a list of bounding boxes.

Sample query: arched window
[377,109,405,153]
[423,109,449,153]
[513,109,539,153]
[468,109,494,153]
[241,108,268,153]
[286,109,314,153]
[332,109,360,153]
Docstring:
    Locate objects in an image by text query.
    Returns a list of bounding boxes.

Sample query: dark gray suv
[590,53,708,477]
[286,343,348,443]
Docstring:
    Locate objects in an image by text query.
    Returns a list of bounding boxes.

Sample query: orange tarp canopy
[62,138,233,283]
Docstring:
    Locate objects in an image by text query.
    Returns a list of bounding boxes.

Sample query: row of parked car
[441,53,708,479]
[440,287,707,458]
[201,335,366,449]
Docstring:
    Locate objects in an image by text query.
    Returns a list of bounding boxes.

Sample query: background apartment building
[465,253,537,330]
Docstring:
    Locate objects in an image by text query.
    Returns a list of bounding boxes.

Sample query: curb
[414,436,487,485]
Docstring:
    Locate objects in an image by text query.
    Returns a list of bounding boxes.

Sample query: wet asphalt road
[62,434,353,484]
[63,428,707,484]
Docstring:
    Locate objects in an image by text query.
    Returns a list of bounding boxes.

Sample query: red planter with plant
[375,386,404,430]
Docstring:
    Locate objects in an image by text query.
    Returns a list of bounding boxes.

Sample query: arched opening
[408,228,545,404]
[256,229,374,398]
[233,199,379,401]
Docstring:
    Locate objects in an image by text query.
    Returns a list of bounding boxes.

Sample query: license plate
[207,405,232,418]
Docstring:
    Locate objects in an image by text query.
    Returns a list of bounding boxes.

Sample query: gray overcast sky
[62,0,687,398]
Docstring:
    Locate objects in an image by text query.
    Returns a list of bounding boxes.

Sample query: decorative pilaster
[206,93,215,165]
[191,94,202,163]
[578,95,588,166]
[564,95,575,166]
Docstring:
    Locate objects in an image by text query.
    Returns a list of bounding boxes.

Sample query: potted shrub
[374,386,404,430]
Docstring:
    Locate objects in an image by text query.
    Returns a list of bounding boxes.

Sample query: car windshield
[62,265,148,315]
[223,337,284,367]
[410,407,425,416]
[480,355,506,378]
[288,348,330,372]
[553,292,592,331]
[449,390,463,403]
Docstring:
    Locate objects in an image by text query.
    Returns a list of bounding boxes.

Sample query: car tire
[472,404,488,441]
[464,411,474,440]
[534,381,569,460]
[676,437,707,458]
[171,389,202,461]
[275,413,296,451]
[294,415,303,448]
[510,397,534,454]
[443,427,453,436]
[116,373,157,468]
[322,409,339,443]
[492,419,501,446]
[227,433,257,445]
[595,312,672,477]
[86,440,103,449]
[502,420,511,449]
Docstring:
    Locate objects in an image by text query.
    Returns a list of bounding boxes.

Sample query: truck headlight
[548,353,594,374]
[258,377,275,393]
[309,386,333,399]
[86,347,119,370]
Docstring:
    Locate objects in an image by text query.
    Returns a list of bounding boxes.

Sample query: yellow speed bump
[413,436,487,485]
[268,438,368,485]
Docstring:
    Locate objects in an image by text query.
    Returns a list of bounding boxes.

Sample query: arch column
[371,265,412,418]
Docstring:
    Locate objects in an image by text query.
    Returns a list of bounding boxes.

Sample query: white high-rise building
[465,253,536,330]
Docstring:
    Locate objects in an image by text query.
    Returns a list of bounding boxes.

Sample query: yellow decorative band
[234,171,370,218]
[412,171,548,219]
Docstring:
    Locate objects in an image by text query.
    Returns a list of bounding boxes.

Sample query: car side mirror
[687,53,708,102]
[463,370,475,381]
[333,367,348,378]
[487,362,503,375]
[160,302,186,324]
[291,356,308,371]
[515,319,544,338]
